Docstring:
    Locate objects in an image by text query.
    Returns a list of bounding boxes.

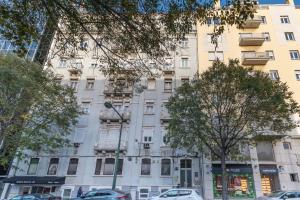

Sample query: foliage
[0,0,256,79]
[0,54,80,165]
[166,59,299,200]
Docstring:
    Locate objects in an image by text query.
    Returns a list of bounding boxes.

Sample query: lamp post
[104,102,123,190]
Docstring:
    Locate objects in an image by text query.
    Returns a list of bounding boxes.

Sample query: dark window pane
[94,159,102,175]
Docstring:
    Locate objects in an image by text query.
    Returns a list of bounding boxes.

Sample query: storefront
[212,164,255,199]
[259,165,280,194]
[2,176,65,196]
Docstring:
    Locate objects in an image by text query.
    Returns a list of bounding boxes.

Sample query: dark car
[75,189,131,200]
[10,194,61,200]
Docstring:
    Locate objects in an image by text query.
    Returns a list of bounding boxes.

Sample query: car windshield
[267,191,285,197]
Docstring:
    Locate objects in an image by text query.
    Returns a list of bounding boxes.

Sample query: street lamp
[104,101,123,190]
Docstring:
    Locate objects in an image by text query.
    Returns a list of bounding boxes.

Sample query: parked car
[10,194,61,200]
[74,189,131,200]
[256,191,300,200]
[149,189,203,200]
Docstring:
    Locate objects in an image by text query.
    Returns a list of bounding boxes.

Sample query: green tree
[0,0,255,78]
[166,60,299,200]
[0,54,80,166]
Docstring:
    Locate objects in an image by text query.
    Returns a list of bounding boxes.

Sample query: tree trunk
[221,152,228,200]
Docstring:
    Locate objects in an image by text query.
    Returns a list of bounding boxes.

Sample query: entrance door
[180,159,192,188]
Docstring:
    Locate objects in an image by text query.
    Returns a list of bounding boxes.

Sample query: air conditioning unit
[143,143,150,149]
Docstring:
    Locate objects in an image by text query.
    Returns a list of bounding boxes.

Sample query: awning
[2,176,65,185]
[212,164,253,174]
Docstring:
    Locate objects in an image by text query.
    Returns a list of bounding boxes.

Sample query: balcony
[103,86,133,97]
[241,52,269,65]
[94,140,128,152]
[239,33,265,46]
[252,130,285,141]
[99,110,131,122]
[243,15,262,28]
[160,109,171,122]
[162,66,175,75]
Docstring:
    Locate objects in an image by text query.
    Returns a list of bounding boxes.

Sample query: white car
[149,189,203,200]
[256,191,300,200]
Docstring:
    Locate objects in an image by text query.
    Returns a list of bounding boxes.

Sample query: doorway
[180,159,192,188]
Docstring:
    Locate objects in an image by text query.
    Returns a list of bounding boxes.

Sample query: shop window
[139,188,149,199]
[161,159,171,176]
[283,142,292,150]
[290,173,299,182]
[67,158,79,175]
[94,159,102,175]
[47,158,59,175]
[141,158,151,175]
[27,158,39,175]
[86,78,95,90]
[22,186,31,195]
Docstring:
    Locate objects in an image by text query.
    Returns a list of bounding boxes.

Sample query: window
[145,102,154,114]
[180,38,188,48]
[290,173,299,182]
[163,135,169,145]
[143,136,152,143]
[283,142,292,150]
[161,159,171,176]
[27,158,39,175]
[139,188,149,199]
[141,158,151,175]
[117,159,123,175]
[86,78,95,90]
[181,77,189,85]
[285,32,295,41]
[269,70,279,80]
[164,79,172,92]
[295,70,300,80]
[263,32,271,41]
[280,15,290,24]
[47,158,59,175]
[266,50,275,60]
[81,102,90,114]
[69,79,78,90]
[67,158,78,175]
[180,58,189,68]
[161,190,178,197]
[62,188,72,200]
[290,50,300,60]
[90,63,97,69]
[178,190,192,196]
[147,79,156,90]
[208,51,224,61]
[94,159,102,175]
[103,158,114,175]
[58,59,67,68]
[285,192,298,198]
[79,39,88,49]
[261,16,267,24]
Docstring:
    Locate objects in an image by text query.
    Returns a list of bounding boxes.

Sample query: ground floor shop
[259,165,280,194]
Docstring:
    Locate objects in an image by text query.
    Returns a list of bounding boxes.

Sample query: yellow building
[197,1,300,199]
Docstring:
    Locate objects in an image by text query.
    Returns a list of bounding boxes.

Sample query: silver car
[149,189,203,200]
[256,191,300,200]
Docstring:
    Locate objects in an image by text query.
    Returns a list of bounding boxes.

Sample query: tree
[0,54,80,166]
[166,60,299,200]
[0,0,256,79]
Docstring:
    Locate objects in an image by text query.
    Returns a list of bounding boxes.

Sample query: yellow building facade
[197,2,300,199]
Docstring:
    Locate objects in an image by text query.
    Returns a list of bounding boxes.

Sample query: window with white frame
[139,188,150,199]
[180,58,189,68]
[103,158,114,175]
[58,59,67,68]
[86,78,95,90]
[290,50,300,60]
[261,16,267,24]
[94,159,102,175]
[27,158,39,175]
[69,79,78,90]
[141,158,151,175]
[81,102,90,114]
[180,38,189,48]
[266,50,275,60]
[47,158,59,175]
[269,70,279,80]
[147,79,156,90]
[295,70,300,80]
[161,159,171,176]
[145,102,155,114]
[62,188,72,200]
[263,32,271,41]
[283,142,292,150]
[208,51,224,61]
[280,15,290,24]
[164,79,172,92]
[67,158,79,175]
[285,32,295,41]
[143,128,154,143]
